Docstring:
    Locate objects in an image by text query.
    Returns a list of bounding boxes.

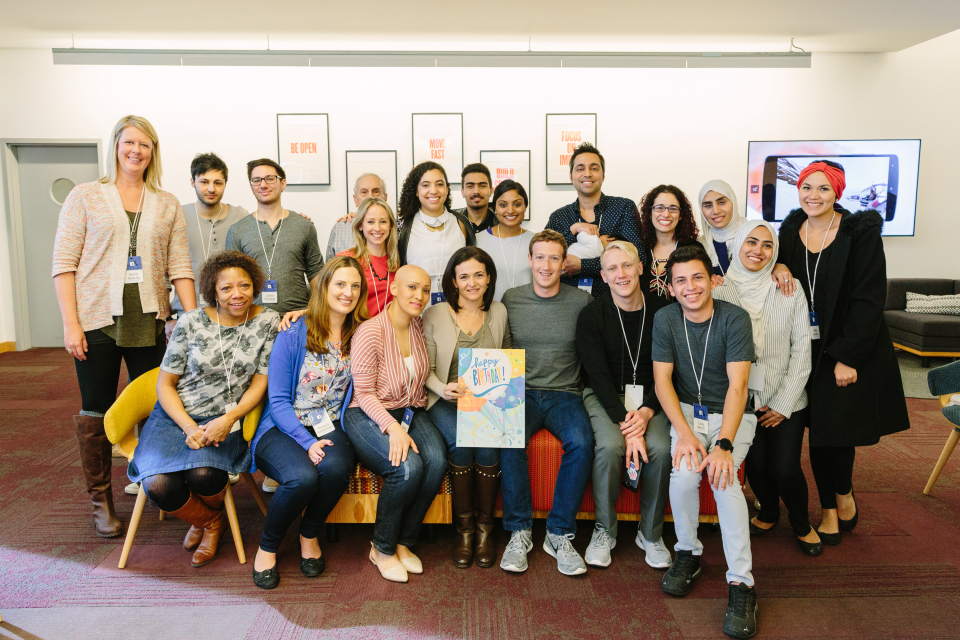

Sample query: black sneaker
[723,582,758,639]
[661,550,701,596]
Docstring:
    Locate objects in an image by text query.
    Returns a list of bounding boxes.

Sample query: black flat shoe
[796,536,824,557]
[816,527,841,546]
[300,555,325,578]
[838,491,859,532]
[749,518,778,537]
[253,564,280,590]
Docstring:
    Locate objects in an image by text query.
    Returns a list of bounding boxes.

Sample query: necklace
[422,219,446,232]
[368,258,389,282]
[452,307,485,336]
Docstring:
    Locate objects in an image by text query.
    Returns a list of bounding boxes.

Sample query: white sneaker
[262,477,279,493]
[229,473,240,484]
[124,482,140,496]
[543,532,587,576]
[584,523,616,567]
[635,530,672,569]
[500,529,534,573]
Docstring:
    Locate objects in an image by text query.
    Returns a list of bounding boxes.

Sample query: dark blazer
[397,209,476,266]
[779,208,909,447]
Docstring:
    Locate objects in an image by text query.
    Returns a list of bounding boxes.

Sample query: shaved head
[395,264,430,288]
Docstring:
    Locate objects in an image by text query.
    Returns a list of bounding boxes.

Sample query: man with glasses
[325,172,389,261]
[455,163,497,232]
[546,143,645,299]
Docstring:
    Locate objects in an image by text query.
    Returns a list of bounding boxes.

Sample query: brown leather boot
[183,486,227,551]
[168,491,224,568]
[449,462,475,569]
[74,415,124,538]
[474,463,500,569]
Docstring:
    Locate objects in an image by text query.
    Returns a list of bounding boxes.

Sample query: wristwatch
[715,438,734,452]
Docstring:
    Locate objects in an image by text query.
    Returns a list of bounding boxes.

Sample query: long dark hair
[637,184,699,254]
[305,256,369,356]
[397,161,453,224]
[441,247,498,313]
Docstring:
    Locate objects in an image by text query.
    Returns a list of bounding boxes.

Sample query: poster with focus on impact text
[456,348,526,448]
[412,113,464,184]
[480,150,532,220]
[545,113,597,185]
[277,113,330,185]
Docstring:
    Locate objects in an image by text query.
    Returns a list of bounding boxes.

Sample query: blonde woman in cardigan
[52,115,196,537]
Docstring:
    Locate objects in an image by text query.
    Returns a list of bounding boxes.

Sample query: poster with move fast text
[456,348,526,448]
[412,113,464,184]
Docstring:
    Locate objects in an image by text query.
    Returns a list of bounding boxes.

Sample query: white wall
[2,33,959,344]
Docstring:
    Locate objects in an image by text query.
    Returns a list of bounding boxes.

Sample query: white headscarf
[723,220,779,355]
[697,180,744,269]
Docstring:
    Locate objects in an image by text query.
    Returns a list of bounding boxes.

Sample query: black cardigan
[778,208,909,447]
[397,209,476,266]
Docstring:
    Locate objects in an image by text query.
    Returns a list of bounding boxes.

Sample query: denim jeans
[254,425,355,553]
[427,398,500,467]
[342,406,447,555]
[500,390,594,536]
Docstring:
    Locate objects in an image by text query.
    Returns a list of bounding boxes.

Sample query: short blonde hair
[349,197,400,272]
[600,240,641,267]
[100,115,163,191]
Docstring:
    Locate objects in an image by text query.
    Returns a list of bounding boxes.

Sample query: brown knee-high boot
[474,463,500,568]
[74,415,123,538]
[449,462,475,569]
[182,485,227,551]
[168,490,225,568]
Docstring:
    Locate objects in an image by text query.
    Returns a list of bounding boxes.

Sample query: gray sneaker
[635,530,673,569]
[584,523,616,567]
[500,528,534,573]
[543,532,587,576]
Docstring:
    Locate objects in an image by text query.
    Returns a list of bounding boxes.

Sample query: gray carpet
[896,350,955,399]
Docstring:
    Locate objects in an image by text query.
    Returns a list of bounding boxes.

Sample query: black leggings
[74,329,166,416]
[809,446,856,510]
[141,468,229,512]
[746,408,812,537]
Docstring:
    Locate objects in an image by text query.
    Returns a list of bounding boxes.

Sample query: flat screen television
[745,139,920,236]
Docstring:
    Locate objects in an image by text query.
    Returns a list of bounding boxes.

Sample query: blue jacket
[249,318,352,472]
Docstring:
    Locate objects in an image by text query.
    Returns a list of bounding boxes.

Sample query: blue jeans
[500,390,594,536]
[254,425,354,553]
[342,407,448,555]
[427,399,500,467]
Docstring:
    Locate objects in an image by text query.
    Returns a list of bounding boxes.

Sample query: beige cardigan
[51,181,193,332]
[421,301,513,409]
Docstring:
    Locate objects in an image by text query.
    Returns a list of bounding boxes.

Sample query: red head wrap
[796,162,846,201]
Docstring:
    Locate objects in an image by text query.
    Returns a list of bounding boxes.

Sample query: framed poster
[277,113,330,185]
[480,150,532,221]
[345,150,399,213]
[457,348,526,448]
[545,113,597,185]
[412,113,464,183]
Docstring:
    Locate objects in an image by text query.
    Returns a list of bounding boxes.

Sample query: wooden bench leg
[424,523,437,544]
[223,485,246,564]
[119,486,148,569]
[326,523,339,543]
[924,427,960,495]
[242,472,269,517]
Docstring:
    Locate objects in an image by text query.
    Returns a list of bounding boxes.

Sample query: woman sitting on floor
[248,256,369,589]
[127,251,279,568]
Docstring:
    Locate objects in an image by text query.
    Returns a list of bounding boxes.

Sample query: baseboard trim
[0,341,16,354]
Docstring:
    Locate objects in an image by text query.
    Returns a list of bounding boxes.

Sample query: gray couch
[885,278,960,366]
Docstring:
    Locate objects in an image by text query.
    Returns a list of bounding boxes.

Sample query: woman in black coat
[777,160,909,545]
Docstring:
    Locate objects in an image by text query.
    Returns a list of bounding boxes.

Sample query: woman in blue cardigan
[248,256,369,589]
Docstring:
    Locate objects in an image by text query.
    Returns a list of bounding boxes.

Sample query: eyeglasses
[250,175,281,186]
[652,205,681,214]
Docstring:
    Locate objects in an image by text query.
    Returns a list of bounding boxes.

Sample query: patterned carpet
[2,348,960,639]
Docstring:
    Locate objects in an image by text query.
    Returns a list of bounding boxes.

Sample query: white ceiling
[4,0,960,53]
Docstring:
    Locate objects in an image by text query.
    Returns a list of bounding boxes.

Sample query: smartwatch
[715,438,734,452]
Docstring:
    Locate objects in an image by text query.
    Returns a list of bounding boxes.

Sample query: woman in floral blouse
[248,256,369,589]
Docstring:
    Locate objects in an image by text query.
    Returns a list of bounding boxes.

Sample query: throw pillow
[905,292,960,316]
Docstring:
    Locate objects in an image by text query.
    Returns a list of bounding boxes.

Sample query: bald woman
[342,265,448,583]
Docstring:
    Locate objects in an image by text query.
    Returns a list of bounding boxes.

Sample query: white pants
[669,402,757,586]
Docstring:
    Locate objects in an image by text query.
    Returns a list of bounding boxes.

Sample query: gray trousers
[669,402,757,586]
[582,387,672,540]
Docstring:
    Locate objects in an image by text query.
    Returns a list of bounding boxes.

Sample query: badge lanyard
[195,202,224,262]
[615,293,647,386]
[309,346,347,426]
[254,209,285,280]
[423,213,448,297]
[127,184,146,257]
[124,185,147,284]
[367,260,392,316]
[215,305,250,404]
[495,226,524,290]
[803,209,836,340]
[682,310,715,407]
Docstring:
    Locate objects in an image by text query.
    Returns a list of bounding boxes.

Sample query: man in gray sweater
[499,229,594,577]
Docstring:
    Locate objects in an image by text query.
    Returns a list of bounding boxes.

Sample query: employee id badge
[125,256,144,283]
[621,460,641,493]
[577,277,594,294]
[262,280,278,304]
[748,363,766,393]
[308,407,336,437]
[693,403,710,435]
[431,291,446,305]
[224,402,242,433]
[809,311,821,340]
[624,384,644,412]
[400,408,415,433]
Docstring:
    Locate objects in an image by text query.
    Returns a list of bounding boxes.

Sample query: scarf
[796,162,846,200]
[697,179,744,269]
[723,220,779,355]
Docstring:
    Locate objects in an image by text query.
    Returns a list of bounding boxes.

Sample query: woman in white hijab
[712,220,822,557]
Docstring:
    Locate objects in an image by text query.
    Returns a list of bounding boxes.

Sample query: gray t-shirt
[172,203,249,312]
[225,210,324,314]
[502,283,593,393]
[651,299,755,414]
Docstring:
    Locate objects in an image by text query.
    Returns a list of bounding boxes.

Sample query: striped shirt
[349,303,429,432]
[712,284,812,417]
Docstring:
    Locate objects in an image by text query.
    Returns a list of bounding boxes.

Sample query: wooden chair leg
[326,523,339,543]
[924,427,960,495]
[119,486,148,569]
[242,472,269,517]
[223,484,246,564]
[159,510,165,521]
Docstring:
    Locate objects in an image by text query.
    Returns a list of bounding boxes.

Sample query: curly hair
[637,184,699,254]
[397,161,453,224]
[198,250,265,307]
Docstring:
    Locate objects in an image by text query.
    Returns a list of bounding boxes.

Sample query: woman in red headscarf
[776,160,909,547]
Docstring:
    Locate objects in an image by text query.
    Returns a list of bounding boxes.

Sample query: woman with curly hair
[127,250,280,569]
[636,184,704,299]
[397,162,476,307]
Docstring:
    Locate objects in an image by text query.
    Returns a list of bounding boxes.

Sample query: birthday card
[456,348,525,448]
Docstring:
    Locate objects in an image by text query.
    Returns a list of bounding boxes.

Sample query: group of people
[53,115,910,640]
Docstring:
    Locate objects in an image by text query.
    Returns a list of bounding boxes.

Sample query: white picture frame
[412,113,464,183]
[480,150,532,221]
[277,113,331,186]
[345,150,399,215]
[545,113,597,185]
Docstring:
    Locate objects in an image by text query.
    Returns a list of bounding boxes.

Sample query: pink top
[337,250,394,317]
[349,303,429,432]
[51,181,193,332]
